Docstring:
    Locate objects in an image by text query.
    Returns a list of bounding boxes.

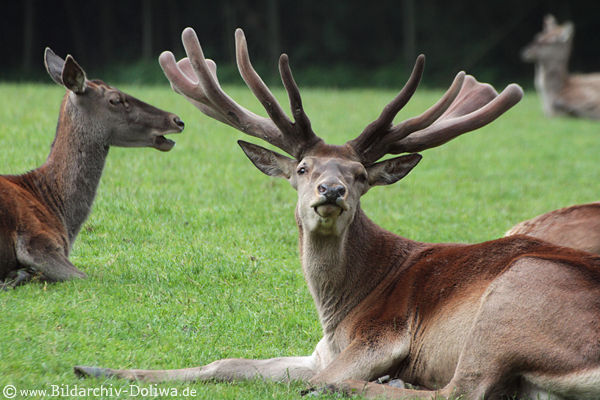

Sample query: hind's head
[44,48,184,151]
[521,15,574,63]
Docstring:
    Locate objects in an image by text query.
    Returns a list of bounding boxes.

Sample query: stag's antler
[160,28,523,164]
[348,57,523,165]
[159,28,321,159]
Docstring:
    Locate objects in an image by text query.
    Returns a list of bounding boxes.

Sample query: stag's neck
[298,206,417,339]
[35,96,109,247]
[533,56,570,113]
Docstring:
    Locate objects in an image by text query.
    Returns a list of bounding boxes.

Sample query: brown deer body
[506,202,600,255]
[522,15,600,119]
[75,29,600,400]
[0,49,184,288]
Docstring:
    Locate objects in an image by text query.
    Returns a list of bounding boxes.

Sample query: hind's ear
[62,55,87,94]
[560,22,574,42]
[44,48,65,85]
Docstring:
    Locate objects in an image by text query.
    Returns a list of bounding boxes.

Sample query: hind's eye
[297,167,307,175]
[109,97,122,106]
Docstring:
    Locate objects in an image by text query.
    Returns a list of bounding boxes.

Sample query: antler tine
[160,28,283,141]
[390,80,524,154]
[353,71,466,164]
[160,54,231,126]
[347,58,523,165]
[167,29,245,123]
[157,28,284,153]
[391,71,466,139]
[182,28,288,143]
[279,53,320,148]
[159,27,320,159]
[235,29,294,132]
[235,29,321,158]
[349,55,425,157]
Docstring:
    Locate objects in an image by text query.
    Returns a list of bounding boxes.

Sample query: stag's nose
[172,115,185,130]
[317,183,346,202]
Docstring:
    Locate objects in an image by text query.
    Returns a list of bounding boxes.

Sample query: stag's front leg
[75,355,318,383]
[307,340,454,399]
[309,339,406,385]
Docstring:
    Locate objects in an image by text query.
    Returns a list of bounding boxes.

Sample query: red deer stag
[506,202,600,255]
[75,29,600,400]
[0,49,184,289]
[522,15,600,119]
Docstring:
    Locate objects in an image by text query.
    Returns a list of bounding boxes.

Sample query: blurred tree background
[1,0,598,88]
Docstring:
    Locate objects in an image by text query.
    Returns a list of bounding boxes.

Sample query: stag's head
[521,15,574,63]
[159,28,522,236]
[44,48,184,151]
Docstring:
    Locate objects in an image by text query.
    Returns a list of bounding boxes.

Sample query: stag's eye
[297,166,307,175]
[109,97,122,106]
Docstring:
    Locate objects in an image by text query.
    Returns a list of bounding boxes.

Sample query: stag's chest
[399,302,477,388]
[301,240,348,318]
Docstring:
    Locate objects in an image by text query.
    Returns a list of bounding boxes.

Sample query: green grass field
[0,82,598,399]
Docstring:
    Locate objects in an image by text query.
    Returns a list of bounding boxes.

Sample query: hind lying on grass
[522,15,600,119]
[75,28,600,400]
[0,49,184,288]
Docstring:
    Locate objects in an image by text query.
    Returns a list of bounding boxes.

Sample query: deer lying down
[75,29,600,400]
[0,49,184,288]
[506,202,600,255]
[522,15,600,119]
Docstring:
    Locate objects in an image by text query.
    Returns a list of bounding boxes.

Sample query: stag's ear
[366,154,422,186]
[238,140,296,179]
[44,48,65,85]
[61,55,87,94]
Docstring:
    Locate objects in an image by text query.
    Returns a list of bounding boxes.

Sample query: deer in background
[75,28,600,400]
[522,15,600,119]
[0,49,184,289]
[505,202,600,255]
